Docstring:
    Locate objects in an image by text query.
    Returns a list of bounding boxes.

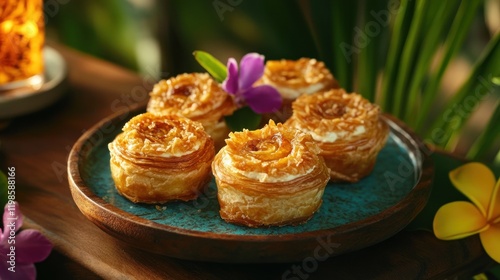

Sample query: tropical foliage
[49,0,499,168]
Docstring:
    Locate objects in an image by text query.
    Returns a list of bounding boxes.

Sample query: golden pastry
[147,73,237,150]
[212,120,330,227]
[258,58,340,121]
[108,113,214,204]
[285,89,389,182]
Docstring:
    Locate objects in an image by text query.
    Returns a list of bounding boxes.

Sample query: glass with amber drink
[0,0,45,90]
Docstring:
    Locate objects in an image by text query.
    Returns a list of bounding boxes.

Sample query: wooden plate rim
[68,104,434,244]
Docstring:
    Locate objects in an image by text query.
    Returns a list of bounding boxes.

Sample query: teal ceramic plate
[68,104,433,263]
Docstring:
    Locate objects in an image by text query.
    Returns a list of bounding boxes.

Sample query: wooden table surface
[0,44,494,280]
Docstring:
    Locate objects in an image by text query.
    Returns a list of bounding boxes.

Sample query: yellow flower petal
[449,162,496,216]
[433,201,489,240]
[488,179,500,221]
[479,223,500,263]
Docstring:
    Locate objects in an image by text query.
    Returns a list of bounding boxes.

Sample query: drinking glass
[0,0,45,90]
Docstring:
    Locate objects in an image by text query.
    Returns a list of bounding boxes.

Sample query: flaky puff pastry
[258,58,340,122]
[285,89,389,182]
[147,73,237,150]
[212,120,330,227]
[109,113,215,204]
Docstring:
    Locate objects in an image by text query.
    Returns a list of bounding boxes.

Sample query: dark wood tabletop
[0,43,494,280]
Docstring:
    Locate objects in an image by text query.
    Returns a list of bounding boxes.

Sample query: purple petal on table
[222,58,239,94]
[2,202,23,237]
[15,229,52,263]
[243,85,282,114]
[0,262,11,280]
[239,53,264,91]
[0,245,8,261]
[8,263,36,280]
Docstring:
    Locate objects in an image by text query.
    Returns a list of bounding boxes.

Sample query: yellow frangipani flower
[433,162,500,263]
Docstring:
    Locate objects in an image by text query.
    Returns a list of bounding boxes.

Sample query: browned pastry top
[260,58,339,99]
[112,113,213,169]
[287,89,381,142]
[213,120,330,195]
[147,73,236,125]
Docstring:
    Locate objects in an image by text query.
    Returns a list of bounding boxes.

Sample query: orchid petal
[479,223,500,263]
[9,263,36,280]
[15,229,52,263]
[0,248,36,280]
[488,179,500,221]
[449,162,496,217]
[433,201,489,240]
[239,53,265,90]
[3,202,23,236]
[222,58,239,94]
[243,85,282,114]
[0,244,7,257]
[0,265,9,280]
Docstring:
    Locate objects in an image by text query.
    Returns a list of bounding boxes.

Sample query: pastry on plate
[258,58,339,121]
[108,112,214,203]
[212,120,330,227]
[285,89,389,182]
[147,73,237,150]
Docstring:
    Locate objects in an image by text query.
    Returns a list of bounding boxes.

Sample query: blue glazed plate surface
[80,115,419,237]
[69,107,433,262]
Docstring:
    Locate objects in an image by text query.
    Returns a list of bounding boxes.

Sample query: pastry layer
[212,120,330,227]
[285,89,389,182]
[147,73,236,150]
[260,58,339,101]
[108,113,214,203]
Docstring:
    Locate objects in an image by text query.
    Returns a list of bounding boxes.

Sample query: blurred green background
[45,0,499,168]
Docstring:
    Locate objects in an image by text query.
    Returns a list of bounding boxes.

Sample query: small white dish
[0,46,68,119]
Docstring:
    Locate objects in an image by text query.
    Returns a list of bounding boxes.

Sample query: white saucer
[0,46,68,119]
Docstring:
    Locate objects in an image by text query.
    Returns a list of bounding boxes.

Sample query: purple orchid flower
[222,53,282,114]
[0,202,52,280]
